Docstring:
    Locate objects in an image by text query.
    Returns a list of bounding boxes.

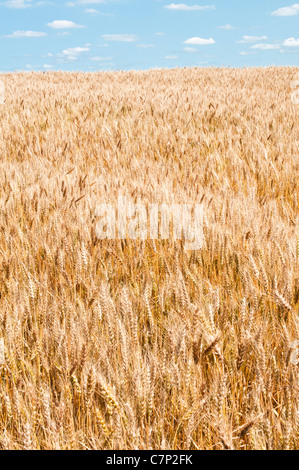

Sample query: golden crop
[0,67,298,449]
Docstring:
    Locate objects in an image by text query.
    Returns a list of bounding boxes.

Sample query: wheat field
[0,67,298,450]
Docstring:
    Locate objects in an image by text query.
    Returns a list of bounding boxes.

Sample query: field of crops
[0,67,298,449]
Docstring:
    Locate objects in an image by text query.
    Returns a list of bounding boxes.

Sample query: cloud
[80,0,106,2]
[251,43,280,50]
[67,0,106,4]
[165,3,215,11]
[184,37,215,45]
[84,8,98,13]
[47,20,84,29]
[102,34,137,42]
[283,37,299,46]
[5,30,47,37]
[2,0,32,8]
[83,8,111,15]
[218,24,235,30]
[271,4,299,16]
[237,35,267,44]
[239,51,256,56]
[165,55,178,59]
[184,47,198,52]
[2,0,52,7]
[57,46,89,62]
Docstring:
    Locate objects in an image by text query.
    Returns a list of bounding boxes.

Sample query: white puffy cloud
[271,4,299,16]
[237,35,267,44]
[165,3,215,11]
[184,37,215,45]
[283,37,299,46]
[5,30,47,37]
[47,20,84,29]
[67,0,106,5]
[57,46,89,62]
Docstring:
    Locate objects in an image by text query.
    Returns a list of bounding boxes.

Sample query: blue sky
[0,0,298,71]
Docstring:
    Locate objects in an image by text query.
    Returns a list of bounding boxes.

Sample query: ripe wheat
[0,67,298,450]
